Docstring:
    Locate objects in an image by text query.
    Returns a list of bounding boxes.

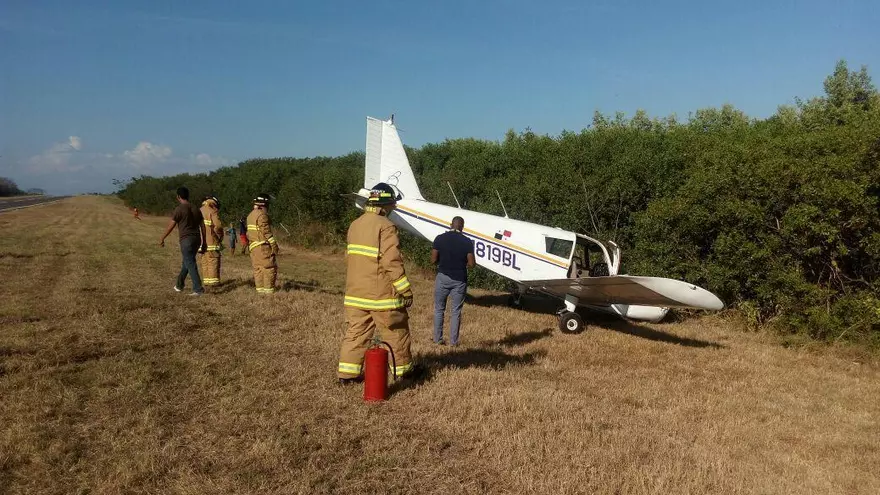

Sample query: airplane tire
[558,311,585,334]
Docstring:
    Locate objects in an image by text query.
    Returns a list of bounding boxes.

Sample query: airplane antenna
[447,182,462,209]
[495,189,509,218]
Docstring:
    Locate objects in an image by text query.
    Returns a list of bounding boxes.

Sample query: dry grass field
[1,196,878,494]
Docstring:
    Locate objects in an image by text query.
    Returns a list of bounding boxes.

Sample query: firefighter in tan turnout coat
[246,194,278,294]
[338,183,415,384]
[198,196,224,286]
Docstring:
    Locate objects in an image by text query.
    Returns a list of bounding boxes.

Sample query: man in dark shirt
[158,187,207,295]
[431,216,475,346]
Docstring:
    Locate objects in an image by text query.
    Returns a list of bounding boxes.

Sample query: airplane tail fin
[364,116,425,201]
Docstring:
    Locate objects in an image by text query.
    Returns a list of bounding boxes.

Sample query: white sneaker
[188,292,202,296]
[173,286,183,292]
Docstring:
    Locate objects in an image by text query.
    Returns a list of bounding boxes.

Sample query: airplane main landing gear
[557,294,586,334]
[558,311,585,334]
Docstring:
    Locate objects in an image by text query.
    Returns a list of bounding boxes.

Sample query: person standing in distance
[431,216,475,346]
[238,217,249,255]
[227,222,237,255]
[158,187,207,296]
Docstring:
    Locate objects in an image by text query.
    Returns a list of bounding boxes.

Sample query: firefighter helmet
[203,195,220,207]
[253,193,271,206]
[367,183,399,206]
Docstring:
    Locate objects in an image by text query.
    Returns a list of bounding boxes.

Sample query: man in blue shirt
[431,216,475,346]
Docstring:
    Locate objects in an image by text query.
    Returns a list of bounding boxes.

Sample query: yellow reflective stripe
[267,237,277,244]
[247,224,259,231]
[347,248,378,258]
[394,363,413,376]
[338,362,362,374]
[203,278,220,284]
[347,244,378,254]
[203,220,213,226]
[249,241,266,249]
[347,244,379,258]
[343,295,404,310]
[206,245,221,251]
[392,276,411,292]
[256,287,275,293]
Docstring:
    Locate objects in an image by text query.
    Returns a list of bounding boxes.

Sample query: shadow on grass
[489,328,554,347]
[389,347,546,396]
[209,278,254,294]
[280,279,344,296]
[466,292,560,314]
[467,293,723,349]
[210,278,343,295]
[595,316,724,349]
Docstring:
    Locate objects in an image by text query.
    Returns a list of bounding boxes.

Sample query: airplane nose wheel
[558,311,585,334]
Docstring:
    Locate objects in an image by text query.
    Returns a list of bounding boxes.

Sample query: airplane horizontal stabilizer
[524,276,724,311]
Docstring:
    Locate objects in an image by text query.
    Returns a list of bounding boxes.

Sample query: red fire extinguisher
[363,337,396,402]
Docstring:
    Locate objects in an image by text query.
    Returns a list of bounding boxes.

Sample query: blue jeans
[176,236,204,293]
[434,272,467,345]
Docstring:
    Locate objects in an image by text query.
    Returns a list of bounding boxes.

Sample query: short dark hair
[176,187,189,200]
[451,216,465,231]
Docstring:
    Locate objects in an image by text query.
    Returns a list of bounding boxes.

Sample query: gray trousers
[434,272,467,345]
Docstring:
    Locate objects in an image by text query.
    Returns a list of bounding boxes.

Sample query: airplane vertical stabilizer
[365,117,425,200]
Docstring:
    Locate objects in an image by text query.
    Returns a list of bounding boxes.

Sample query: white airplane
[346,116,724,333]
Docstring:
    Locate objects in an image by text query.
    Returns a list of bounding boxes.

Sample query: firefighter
[246,193,278,294]
[133,207,141,220]
[337,183,415,384]
[198,195,224,287]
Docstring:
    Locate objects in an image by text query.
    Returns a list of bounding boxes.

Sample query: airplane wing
[523,275,724,310]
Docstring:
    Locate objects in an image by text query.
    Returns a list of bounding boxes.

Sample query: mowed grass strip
[0,196,878,494]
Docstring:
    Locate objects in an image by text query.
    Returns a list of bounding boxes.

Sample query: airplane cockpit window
[545,237,574,259]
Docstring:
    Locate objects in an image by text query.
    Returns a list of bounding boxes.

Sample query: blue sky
[1,0,878,194]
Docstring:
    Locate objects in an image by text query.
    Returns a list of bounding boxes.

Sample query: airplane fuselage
[389,198,575,282]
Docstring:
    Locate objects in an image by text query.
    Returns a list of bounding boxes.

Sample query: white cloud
[19,136,231,194]
[122,141,172,166]
[27,136,83,173]
[189,152,230,168]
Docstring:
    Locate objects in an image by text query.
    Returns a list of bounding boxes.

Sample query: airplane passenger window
[545,237,574,259]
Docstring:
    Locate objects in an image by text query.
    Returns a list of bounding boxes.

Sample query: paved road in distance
[0,196,68,213]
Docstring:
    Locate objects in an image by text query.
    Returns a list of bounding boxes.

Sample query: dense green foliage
[0,177,24,197]
[118,61,880,344]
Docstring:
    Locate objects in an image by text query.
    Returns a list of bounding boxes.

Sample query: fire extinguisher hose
[379,341,397,380]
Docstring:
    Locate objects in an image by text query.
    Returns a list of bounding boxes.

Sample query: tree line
[118,61,880,345]
[0,177,25,197]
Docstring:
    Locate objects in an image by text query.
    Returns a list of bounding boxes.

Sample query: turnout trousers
[338,307,413,379]
[198,251,221,286]
[250,244,277,293]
